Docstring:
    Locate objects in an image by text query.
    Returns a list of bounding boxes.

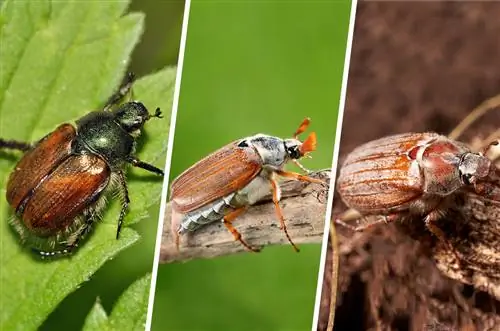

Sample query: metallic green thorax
[73,102,150,169]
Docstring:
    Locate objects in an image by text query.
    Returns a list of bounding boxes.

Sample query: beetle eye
[461,173,473,185]
[287,146,301,159]
[238,140,249,148]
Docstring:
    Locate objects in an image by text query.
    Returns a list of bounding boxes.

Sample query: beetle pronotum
[0,73,164,256]
[170,118,326,253]
[335,132,500,255]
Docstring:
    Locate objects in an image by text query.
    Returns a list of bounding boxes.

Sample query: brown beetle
[336,132,500,249]
[170,118,325,252]
[0,73,164,257]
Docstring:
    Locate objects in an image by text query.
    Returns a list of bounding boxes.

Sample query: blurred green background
[152,1,351,331]
[39,1,185,330]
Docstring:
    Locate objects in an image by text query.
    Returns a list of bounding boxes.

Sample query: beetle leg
[473,181,500,202]
[103,72,136,111]
[0,138,32,152]
[270,176,300,252]
[171,210,183,252]
[33,213,96,258]
[127,156,164,176]
[222,207,260,252]
[116,171,130,239]
[335,214,399,232]
[275,169,325,185]
[291,159,313,174]
[424,210,462,263]
[174,231,181,252]
[63,213,96,254]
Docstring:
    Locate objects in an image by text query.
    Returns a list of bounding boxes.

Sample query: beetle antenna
[149,107,163,119]
[293,117,311,139]
[299,132,317,155]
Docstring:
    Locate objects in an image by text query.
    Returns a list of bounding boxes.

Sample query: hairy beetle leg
[270,177,300,252]
[276,169,326,185]
[128,156,165,176]
[291,159,314,174]
[335,213,399,232]
[116,171,131,240]
[424,210,462,264]
[104,72,136,111]
[0,139,32,152]
[222,207,260,252]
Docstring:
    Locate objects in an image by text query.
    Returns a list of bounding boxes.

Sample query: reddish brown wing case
[170,142,263,214]
[337,132,436,213]
[7,124,76,209]
[23,154,110,236]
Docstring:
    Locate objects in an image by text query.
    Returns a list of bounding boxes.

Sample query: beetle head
[113,102,162,134]
[285,117,317,159]
[459,152,492,185]
[284,132,317,159]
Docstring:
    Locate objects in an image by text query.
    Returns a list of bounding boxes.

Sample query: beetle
[335,132,500,249]
[169,118,325,252]
[0,73,164,257]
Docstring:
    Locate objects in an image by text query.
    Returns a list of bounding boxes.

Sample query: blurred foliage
[152,1,351,331]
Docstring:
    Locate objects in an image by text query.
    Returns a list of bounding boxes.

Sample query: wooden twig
[160,170,331,263]
[448,94,500,140]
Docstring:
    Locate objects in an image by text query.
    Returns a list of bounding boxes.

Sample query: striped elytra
[336,132,491,216]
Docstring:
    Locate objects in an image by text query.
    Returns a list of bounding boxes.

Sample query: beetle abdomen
[178,192,236,232]
[337,133,432,213]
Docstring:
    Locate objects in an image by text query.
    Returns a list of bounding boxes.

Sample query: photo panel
[150,1,353,330]
[0,1,186,330]
[317,2,500,330]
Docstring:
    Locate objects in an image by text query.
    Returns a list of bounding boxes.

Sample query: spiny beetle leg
[335,213,399,232]
[424,209,462,265]
[222,207,260,252]
[276,169,326,185]
[116,171,130,240]
[270,177,300,252]
[63,212,96,254]
[0,139,32,152]
[104,72,136,111]
[175,231,181,252]
[128,156,164,176]
[291,159,314,174]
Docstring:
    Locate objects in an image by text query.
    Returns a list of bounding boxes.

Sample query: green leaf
[0,1,174,330]
[82,298,108,331]
[82,274,152,331]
